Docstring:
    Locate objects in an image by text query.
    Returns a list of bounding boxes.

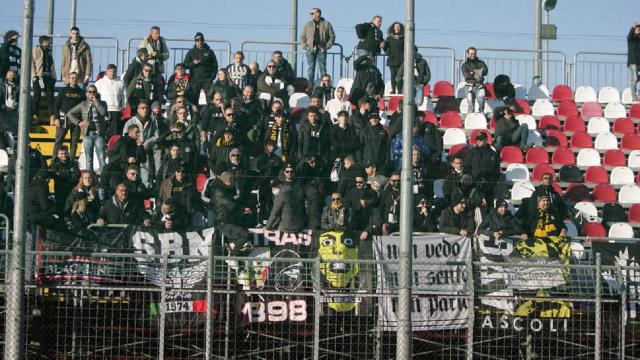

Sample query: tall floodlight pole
[396,0,415,358]
[47,0,54,35]
[544,10,550,86]
[290,0,298,74]
[534,0,543,82]
[4,1,34,359]
[70,0,77,28]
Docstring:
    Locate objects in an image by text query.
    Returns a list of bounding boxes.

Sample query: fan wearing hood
[62,27,92,85]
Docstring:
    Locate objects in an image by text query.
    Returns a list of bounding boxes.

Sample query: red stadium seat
[546,131,568,147]
[387,96,403,112]
[484,83,496,99]
[500,146,524,163]
[489,115,496,130]
[423,83,431,97]
[563,115,586,132]
[592,184,617,202]
[531,163,555,181]
[603,149,627,167]
[582,222,606,237]
[525,147,549,164]
[469,129,493,145]
[290,107,306,123]
[514,99,531,115]
[621,134,640,150]
[448,144,466,157]
[552,85,574,103]
[581,101,603,120]
[638,172,640,185]
[539,115,562,130]
[423,111,438,124]
[196,173,208,192]
[433,81,454,97]
[569,131,594,149]
[440,111,462,129]
[121,104,132,121]
[613,117,635,134]
[557,101,579,118]
[552,182,563,197]
[378,97,386,111]
[629,204,640,222]
[584,166,609,184]
[630,104,640,119]
[565,183,591,202]
[107,135,121,151]
[551,147,576,165]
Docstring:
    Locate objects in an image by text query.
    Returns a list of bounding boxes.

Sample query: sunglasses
[176,170,184,173]
[267,65,275,68]
[143,69,151,72]
[331,198,341,201]
[231,153,239,157]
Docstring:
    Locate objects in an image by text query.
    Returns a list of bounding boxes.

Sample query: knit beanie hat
[194,32,204,41]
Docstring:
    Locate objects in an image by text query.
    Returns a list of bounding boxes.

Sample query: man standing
[464,132,499,204]
[0,30,20,80]
[628,22,640,102]
[50,146,80,217]
[126,63,161,110]
[95,64,125,137]
[53,72,84,158]
[461,47,488,114]
[184,32,218,105]
[301,8,335,85]
[0,70,19,147]
[350,55,384,107]
[355,16,384,58]
[32,35,56,120]
[139,26,169,75]
[66,85,109,172]
[358,113,389,170]
[61,27,92,85]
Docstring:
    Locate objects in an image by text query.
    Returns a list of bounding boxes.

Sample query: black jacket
[54,84,85,117]
[50,158,80,203]
[438,207,475,235]
[519,208,566,238]
[443,168,464,203]
[108,135,146,168]
[355,22,384,56]
[422,121,443,162]
[358,123,389,169]
[183,43,218,81]
[464,144,500,183]
[298,120,330,160]
[0,40,20,79]
[494,110,521,143]
[123,57,146,87]
[211,80,240,104]
[213,178,239,225]
[349,202,382,234]
[347,110,369,134]
[256,152,283,185]
[99,195,148,225]
[628,26,640,66]
[321,205,350,231]
[265,183,305,233]
[478,209,522,238]
[384,33,404,67]
[165,74,192,102]
[461,57,488,85]
[275,59,294,85]
[28,178,54,225]
[350,56,384,105]
[397,53,431,86]
[331,124,360,160]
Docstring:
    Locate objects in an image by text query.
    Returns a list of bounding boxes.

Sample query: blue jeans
[496,123,529,150]
[83,132,105,171]
[306,47,327,84]
[466,84,486,113]
[630,64,639,100]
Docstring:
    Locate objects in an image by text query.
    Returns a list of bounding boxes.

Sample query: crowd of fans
[0,10,578,252]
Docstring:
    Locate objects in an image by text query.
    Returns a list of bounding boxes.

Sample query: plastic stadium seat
[628,150,640,168]
[592,184,617,203]
[581,102,603,120]
[387,96,403,112]
[448,144,466,157]
[570,132,594,149]
[459,98,491,115]
[440,111,463,129]
[516,114,537,129]
[584,166,609,184]
[0,149,7,171]
[603,149,626,167]
[629,204,640,221]
[582,222,606,237]
[552,182,564,197]
[525,147,549,164]
[514,99,531,114]
[574,86,598,103]
[622,88,635,105]
[484,83,496,99]
[469,129,492,146]
[594,132,619,150]
[587,117,610,135]
[558,165,583,183]
[577,148,601,167]
[610,166,635,185]
[527,130,545,147]
[511,181,535,201]
[423,83,431,97]
[552,85,574,103]
[107,135,121,151]
[513,84,527,99]
[383,80,393,96]
[531,99,555,117]
[619,184,640,204]
[551,147,575,165]
[433,81,454,98]
[455,82,468,98]
[598,86,621,104]
[604,102,627,119]
[196,173,208,192]
[289,93,310,108]
[464,113,488,129]
[630,104,640,119]
[489,116,496,130]
[505,163,530,182]
[443,128,467,148]
[336,78,354,94]
[500,146,524,164]
[539,115,561,130]
[528,84,551,101]
[609,223,635,238]
[545,131,568,147]
[378,97,387,111]
[423,111,438,124]
[557,101,579,117]
[621,134,640,150]
[613,117,636,134]
[565,221,579,237]
[563,115,586,132]
[531,163,555,181]
[575,201,599,221]
[566,184,592,203]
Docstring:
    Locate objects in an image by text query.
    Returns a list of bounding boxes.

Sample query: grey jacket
[66,99,108,136]
[300,17,335,50]
[265,184,304,233]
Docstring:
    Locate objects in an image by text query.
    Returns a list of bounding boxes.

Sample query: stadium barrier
[1,226,639,359]
[573,51,628,93]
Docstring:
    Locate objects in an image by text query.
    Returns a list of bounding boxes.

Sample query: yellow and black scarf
[534,209,557,237]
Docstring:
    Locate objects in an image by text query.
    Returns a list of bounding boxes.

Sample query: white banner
[374,233,471,331]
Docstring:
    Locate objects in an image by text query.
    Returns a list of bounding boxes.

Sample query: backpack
[558,165,583,183]
[601,203,627,224]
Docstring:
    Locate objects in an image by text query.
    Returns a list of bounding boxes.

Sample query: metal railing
[573,51,628,92]
[240,40,345,82]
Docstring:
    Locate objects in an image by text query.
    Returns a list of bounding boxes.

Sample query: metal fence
[573,51,628,93]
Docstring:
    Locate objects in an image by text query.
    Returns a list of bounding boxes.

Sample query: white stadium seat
[383,80,393,96]
[336,78,354,95]
[455,82,468,98]
[289,93,310,108]
[464,112,488,129]
[619,184,640,204]
[622,88,635,105]
[511,181,535,201]
[610,166,635,185]
[505,164,530,182]
[528,84,551,101]
[576,148,601,167]
[574,86,598,103]
[604,102,627,119]
[513,83,527,99]
[443,128,467,148]
[598,86,621,104]
[574,202,599,222]
[531,99,555,117]
[516,114,537,129]
[628,150,640,169]
[594,132,619,150]
[0,149,7,172]
[608,222,635,239]
[586,117,610,135]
